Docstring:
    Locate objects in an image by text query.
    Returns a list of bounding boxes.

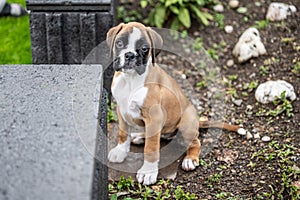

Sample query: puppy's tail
[199,117,246,135]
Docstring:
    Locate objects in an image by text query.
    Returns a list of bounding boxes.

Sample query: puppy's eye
[141,45,149,53]
[115,40,124,48]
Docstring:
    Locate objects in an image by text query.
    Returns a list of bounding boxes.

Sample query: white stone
[266,2,297,21]
[213,4,224,12]
[255,2,262,7]
[233,99,243,106]
[246,131,253,140]
[255,80,296,104]
[233,27,267,63]
[237,128,246,136]
[193,31,200,37]
[184,48,191,54]
[225,25,233,34]
[226,59,234,67]
[254,133,260,139]
[262,136,271,142]
[252,128,260,133]
[229,0,239,9]
[246,105,253,110]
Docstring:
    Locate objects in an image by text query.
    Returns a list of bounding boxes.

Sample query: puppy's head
[106,22,163,75]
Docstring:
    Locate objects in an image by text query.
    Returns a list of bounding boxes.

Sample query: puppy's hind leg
[179,104,201,171]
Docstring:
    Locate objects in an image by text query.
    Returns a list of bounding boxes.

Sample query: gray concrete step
[0,65,103,200]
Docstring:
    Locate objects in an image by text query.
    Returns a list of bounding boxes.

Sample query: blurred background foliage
[118,0,217,30]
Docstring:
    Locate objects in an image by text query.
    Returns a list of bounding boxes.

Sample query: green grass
[0,0,32,64]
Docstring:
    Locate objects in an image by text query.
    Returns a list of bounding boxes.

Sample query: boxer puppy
[107,22,245,185]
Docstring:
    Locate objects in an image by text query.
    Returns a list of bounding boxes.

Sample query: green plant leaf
[189,4,212,26]
[140,0,148,8]
[200,12,213,26]
[165,0,178,7]
[203,11,214,20]
[196,0,206,6]
[178,7,191,28]
[144,9,156,25]
[169,5,179,14]
[170,17,181,30]
[154,5,167,27]
[110,194,117,200]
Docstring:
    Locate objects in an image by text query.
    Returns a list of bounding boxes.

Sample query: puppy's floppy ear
[146,27,163,65]
[106,23,124,58]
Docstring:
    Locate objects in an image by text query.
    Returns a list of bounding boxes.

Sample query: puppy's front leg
[137,104,164,185]
[108,107,130,163]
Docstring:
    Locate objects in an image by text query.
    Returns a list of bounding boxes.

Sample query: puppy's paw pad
[108,146,127,163]
[182,158,199,171]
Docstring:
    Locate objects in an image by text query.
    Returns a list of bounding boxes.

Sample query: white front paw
[182,158,199,171]
[108,146,128,163]
[136,161,158,185]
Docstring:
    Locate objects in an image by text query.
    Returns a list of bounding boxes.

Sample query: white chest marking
[112,67,149,126]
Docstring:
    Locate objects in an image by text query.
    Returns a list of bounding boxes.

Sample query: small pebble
[249,73,256,78]
[237,7,248,14]
[170,55,176,60]
[226,59,234,67]
[262,136,271,142]
[229,0,239,9]
[203,138,214,144]
[252,128,260,133]
[255,2,261,7]
[246,105,253,110]
[213,4,224,12]
[224,25,233,33]
[254,133,260,139]
[252,183,258,187]
[184,48,191,54]
[246,131,253,140]
[237,128,246,136]
[181,74,187,79]
[233,99,243,106]
[193,31,200,37]
[269,127,275,132]
[231,118,236,124]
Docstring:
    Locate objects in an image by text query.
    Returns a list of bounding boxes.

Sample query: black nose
[125,52,135,61]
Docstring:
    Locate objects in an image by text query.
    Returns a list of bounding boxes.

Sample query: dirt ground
[110,0,300,199]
